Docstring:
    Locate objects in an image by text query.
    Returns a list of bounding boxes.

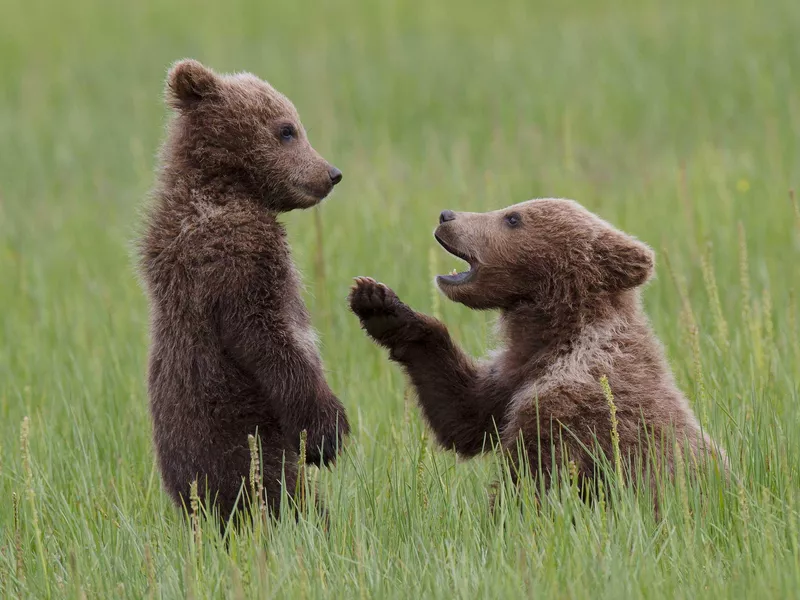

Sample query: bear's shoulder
[182,200,286,255]
[146,199,290,293]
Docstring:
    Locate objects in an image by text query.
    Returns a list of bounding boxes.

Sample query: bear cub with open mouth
[350,198,727,504]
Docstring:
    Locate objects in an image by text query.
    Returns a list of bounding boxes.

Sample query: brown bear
[138,59,349,522]
[349,198,727,505]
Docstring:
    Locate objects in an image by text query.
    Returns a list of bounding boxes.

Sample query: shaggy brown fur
[350,198,726,504]
[139,59,349,521]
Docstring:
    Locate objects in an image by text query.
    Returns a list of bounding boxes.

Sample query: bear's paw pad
[348,277,401,318]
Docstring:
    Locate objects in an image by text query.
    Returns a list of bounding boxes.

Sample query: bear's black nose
[329,167,343,186]
[439,210,456,224]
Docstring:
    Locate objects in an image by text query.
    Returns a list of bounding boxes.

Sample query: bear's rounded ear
[594,229,655,292]
[165,59,219,110]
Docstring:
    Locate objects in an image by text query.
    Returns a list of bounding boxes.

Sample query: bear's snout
[439,210,456,224]
[329,166,343,186]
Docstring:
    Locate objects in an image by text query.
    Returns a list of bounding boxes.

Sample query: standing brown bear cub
[139,59,349,520]
[350,198,726,502]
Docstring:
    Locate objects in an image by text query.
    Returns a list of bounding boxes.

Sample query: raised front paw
[348,277,421,345]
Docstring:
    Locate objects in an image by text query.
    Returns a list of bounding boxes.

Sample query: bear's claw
[349,277,419,344]
[349,277,401,317]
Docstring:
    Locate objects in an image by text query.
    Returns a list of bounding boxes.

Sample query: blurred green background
[1,0,799,597]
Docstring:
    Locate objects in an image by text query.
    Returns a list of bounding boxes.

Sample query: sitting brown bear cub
[350,198,726,504]
[139,60,349,521]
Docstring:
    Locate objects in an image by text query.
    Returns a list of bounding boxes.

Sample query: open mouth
[435,234,477,285]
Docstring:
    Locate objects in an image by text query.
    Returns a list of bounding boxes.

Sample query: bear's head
[433,198,654,311]
[165,59,342,211]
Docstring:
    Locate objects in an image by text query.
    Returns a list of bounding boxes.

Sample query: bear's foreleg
[349,277,509,457]
[218,281,350,468]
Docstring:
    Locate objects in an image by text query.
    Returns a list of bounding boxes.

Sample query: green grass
[1,0,800,597]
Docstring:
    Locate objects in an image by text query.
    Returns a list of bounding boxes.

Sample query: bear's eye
[279,125,296,141]
[504,213,521,228]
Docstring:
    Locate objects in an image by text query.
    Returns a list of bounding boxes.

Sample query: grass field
[2,0,800,597]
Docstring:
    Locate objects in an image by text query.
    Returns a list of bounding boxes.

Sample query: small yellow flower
[736,179,750,193]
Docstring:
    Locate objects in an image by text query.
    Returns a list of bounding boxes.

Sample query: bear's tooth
[451,269,458,276]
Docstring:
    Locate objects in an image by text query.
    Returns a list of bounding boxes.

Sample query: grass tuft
[599,375,623,488]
